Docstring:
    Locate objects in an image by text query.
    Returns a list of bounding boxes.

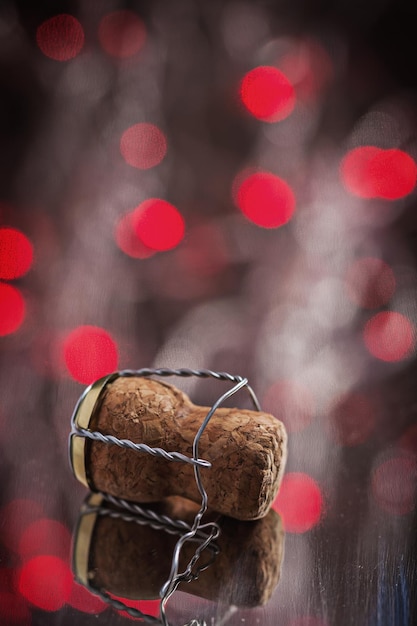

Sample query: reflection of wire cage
[73,493,220,624]
[69,368,262,625]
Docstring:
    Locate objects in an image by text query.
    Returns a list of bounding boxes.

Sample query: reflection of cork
[73,494,284,607]
[70,375,287,521]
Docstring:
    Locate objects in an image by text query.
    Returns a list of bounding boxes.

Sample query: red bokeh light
[115,212,155,259]
[18,556,73,611]
[280,39,333,102]
[340,146,379,198]
[132,199,185,251]
[0,591,31,625]
[371,456,417,515]
[0,228,33,279]
[68,581,108,614]
[262,380,315,433]
[272,472,323,533]
[98,10,146,59]
[138,600,160,617]
[363,312,415,362]
[0,499,44,553]
[63,325,119,384]
[234,171,295,228]
[373,149,417,199]
[120,123,167,170]
[345,257,396,309]
[328,393,375,446]
[240,66,296,122]
[36,14,85,62]
[340,147,417,200]
[0,283,25,336]
[18,518,71,562]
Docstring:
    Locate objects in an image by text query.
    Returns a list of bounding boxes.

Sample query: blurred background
[0,0,417,625]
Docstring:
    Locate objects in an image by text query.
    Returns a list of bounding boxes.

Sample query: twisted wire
[99,493,195,533]
[118,368,261,412]
[87,505,219,553]
[88,586,207,626]
[71,426,211,468]
[178,523,220,580]
[83,503,189,536]
[85,586,161,623]
[83,495,220,547]
[160,520,220,619]
[118,367,245,383]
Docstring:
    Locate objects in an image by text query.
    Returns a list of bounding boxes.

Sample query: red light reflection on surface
[372,456,417,515]
[120,123,167,170]
[98,10,146,59]
[115,212,155,259]
[0,228,33,279]
[240,66,295,122]
[63,325,119,384]
[340,147,417,200]
[36,15,84,61]
[18,519,71,562]
[328,393,375,446]
[272,472,323,533]
[111,594,160,619]
[262,380,315,433]
[0,499,44,553]
[234,171,295,228]
[18,556,73,611]
[345,257,395,309]
[133,199,185,251]
[68,581,108,614]
[363,312,415,362]
[0,283,25,336]
[0,591,31,625]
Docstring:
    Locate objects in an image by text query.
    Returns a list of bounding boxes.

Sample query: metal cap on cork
[69,373,119,489]
[72,493,103,587]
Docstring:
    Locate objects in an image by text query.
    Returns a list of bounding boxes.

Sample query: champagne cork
[70,374,287,520]
[73,494,284,607]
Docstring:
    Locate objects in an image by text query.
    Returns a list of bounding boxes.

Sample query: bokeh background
[1,1,417,625]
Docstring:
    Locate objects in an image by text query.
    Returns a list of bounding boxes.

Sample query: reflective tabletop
[1,2,417,626]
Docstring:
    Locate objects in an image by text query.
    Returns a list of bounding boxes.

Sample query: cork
[73,494,284,607]
[71,375,287,521]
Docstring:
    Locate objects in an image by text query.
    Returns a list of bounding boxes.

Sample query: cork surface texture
[87,376,287,520]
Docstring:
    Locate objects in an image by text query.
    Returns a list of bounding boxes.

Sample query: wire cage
[69,368,262,625]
